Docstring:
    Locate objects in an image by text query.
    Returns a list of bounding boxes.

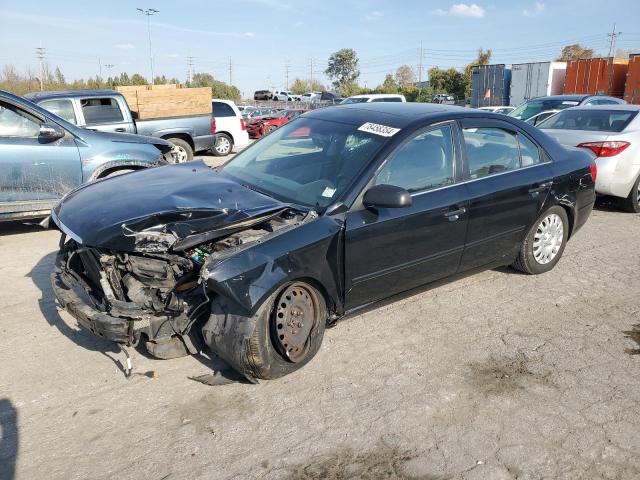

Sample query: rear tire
[512,206,569,275]
[212,134,233,157]
[167,138,193,163]
[621,174,640,213]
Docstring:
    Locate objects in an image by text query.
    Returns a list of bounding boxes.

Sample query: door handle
[444,207,466,221]
[115,128,126,132]
[528,181,552,194]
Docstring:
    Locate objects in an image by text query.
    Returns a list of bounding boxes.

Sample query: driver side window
[0,102,41,138]
[375,125,455,193]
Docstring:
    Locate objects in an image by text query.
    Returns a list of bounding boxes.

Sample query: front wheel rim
[532,213,564,265]
[215,137,231,154]
[273,283,319,363]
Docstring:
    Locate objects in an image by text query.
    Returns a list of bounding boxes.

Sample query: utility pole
[187,56,194,84]
[284,61,290,90]
[607,23,621,58]
[309,58,314,91]
[417,41,425,98]
[607,23,622,95]
[36,44,45,91]
[229,56,233,85]
[104,63,114,85]
[137,8,159,84]
[98,57,102,78]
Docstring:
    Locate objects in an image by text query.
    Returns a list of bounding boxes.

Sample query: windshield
[341,97,369,104]
[222,117,388,208]
[509,99,580,120]
[538,109,638,132]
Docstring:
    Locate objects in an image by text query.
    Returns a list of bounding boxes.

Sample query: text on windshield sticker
[358,122,401,137]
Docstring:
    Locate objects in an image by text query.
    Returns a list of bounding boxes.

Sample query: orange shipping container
[564,57,629,98]
[624,54,640,104]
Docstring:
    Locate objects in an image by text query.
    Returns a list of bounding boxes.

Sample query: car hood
[52,160,290,252]
[77,129,172,149]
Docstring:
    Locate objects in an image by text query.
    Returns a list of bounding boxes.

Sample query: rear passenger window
[376,125,455,193]
[518,134,542,166]
[462,127,519,179]
[213,102,235,117]
[39,99,77,124]
[80,97,124,124]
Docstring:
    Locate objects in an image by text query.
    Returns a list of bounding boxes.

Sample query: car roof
[304,102,472,128]
[563,104,640,111]
[347,93,405,99]
[25,89,121,101]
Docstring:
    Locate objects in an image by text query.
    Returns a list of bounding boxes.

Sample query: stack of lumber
[116,84,211,119]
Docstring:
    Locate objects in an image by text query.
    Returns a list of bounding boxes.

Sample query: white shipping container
[510,61,567,106]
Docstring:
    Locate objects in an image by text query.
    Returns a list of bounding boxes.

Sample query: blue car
[0,90,173,221]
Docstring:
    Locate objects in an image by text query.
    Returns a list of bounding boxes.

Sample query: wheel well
[559,204,576,239]
[216,131,234,143]
[162,134,194,150]
[96,165,144,179]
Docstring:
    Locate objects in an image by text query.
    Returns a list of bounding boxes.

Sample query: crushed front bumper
[51,265,136,344]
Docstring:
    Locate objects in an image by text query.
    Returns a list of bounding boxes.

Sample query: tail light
[240,118,246,131]
[577,141,630,157]
[210,117,217,134]
[589,163,597,182]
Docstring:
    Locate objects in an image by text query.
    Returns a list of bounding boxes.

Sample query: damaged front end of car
[51,205,312,360]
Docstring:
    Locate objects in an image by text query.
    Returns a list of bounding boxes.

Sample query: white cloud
[115,43,134,50]
[365,11,384,21]
[167,53,180,58]
[431,3,485,18]
[523,2,545,16]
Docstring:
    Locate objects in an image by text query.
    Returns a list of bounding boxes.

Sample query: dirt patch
[175,390,253,433]
[283,442,446,479]
[467,353,553,396]
[623,324,640,355]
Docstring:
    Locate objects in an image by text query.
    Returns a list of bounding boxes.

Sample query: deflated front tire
[203,282,327,380]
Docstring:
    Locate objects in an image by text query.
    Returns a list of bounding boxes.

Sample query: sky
[1,0,639,98]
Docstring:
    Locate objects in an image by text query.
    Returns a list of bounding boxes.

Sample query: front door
[344,122,469,310]
[457,119,553,271]
[0,99,81,217]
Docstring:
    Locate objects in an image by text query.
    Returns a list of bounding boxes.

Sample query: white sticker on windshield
[321,187,336,198]
[358,122,401,137]
[561,101,580,105]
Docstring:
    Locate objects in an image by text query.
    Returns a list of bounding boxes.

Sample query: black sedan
[51,103,596,380]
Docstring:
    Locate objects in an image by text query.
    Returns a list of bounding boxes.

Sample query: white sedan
[539,104,640,212]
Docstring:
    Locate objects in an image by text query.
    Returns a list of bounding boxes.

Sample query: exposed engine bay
[53,208,309,359]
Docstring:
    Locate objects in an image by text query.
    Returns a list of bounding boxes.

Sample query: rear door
[76,96,134,133]
[212,101,238,138]
[344,122,469,309]
[0,99,81,217]
[458,118,553,271]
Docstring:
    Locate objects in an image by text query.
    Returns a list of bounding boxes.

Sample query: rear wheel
[212,134,233,157]
[512,206,569,275]
[621,174,640,213]
[167,138,193,163]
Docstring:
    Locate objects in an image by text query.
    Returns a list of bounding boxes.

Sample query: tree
[395,65,416,89]
[376,74,398,94]
[290,77,325,94]
[130,73,148,85]
[54,67,66,85]
[462,48,492,98]
[325,48,360,94]
[154,75,168,85]
[557,44,595,61]
[428,67,466,99]
[188,73,240,102]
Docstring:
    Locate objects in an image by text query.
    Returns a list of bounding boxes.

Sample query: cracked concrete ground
[0,203,639,480]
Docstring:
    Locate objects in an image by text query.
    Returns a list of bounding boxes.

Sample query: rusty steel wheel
[272,283,321,363]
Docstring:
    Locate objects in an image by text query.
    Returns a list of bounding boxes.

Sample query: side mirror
[39,123,65,141]
[363,184,412,209]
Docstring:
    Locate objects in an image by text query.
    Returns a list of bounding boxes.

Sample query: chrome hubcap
[636,182,640,206]
[533,213,564,265]
[171,145,188,163]
[273,283,319,363]
[215,137,231,154]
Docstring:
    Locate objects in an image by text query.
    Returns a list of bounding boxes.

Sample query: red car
[247,109,306,138]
